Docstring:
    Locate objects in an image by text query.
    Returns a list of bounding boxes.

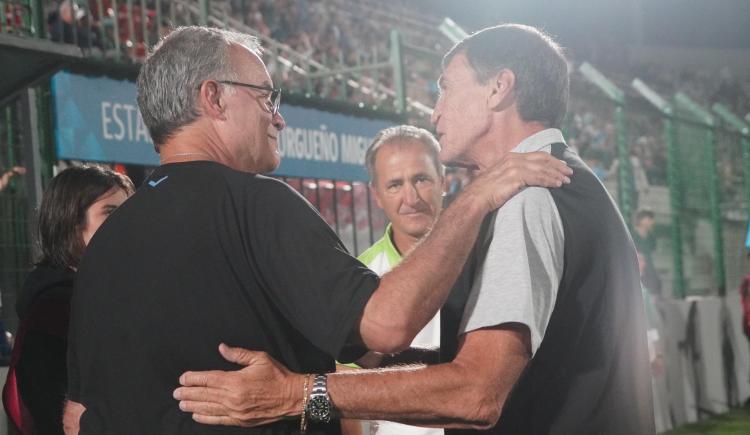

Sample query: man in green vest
[359,125,445,280]
[351,125,446,435]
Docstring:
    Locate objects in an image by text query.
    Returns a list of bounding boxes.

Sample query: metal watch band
[306,374,333,423]
[311,374,328,395]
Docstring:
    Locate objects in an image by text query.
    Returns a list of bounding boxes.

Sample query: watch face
[308,396,331,422]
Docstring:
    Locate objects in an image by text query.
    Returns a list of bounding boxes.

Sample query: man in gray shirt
[458,128,565,358]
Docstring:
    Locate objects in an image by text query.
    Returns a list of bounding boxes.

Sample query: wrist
[286,373,308,418]
[449,188,489,218]
[306,373,334,424]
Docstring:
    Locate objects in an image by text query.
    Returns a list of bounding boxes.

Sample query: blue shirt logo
[148,175,168,188]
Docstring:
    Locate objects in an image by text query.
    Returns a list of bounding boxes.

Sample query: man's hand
[463,151,572,214]
[0,166,25,191]
[174,343,305,427]
[63,400,86,435]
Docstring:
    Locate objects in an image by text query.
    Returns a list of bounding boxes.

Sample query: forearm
[328,327,529,429]
[360,192,486,352]
[328,363,497,429]
[0,172,11,190]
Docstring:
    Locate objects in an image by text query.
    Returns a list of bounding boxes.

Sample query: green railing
[3,0,435,118]
[573,68,750,298]
[0,101,31,333]
[0,87,54,331]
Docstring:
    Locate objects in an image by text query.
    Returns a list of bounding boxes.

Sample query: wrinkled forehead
[229,43,272,84]
[437,53,474,89]
[376,139,443,175]
[381,137,433,154]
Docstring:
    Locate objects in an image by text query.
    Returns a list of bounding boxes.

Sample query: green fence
[575,65,750,299]
[0,0,429,117]
[0,99,32,333]
[0,84,55,332]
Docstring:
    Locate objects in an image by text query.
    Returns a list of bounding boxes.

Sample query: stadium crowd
[32,0,749,203]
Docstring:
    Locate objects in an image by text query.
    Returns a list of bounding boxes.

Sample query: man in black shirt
[64,26,571,434]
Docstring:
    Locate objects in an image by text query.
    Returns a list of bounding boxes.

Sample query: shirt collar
[510,128,565,153]
[384,223,403,262]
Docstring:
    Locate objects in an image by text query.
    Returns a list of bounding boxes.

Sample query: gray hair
[365,125,445,183]
[137,26,262,149]
[443,24,569,128]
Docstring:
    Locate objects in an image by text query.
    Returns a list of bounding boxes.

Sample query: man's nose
[430,100,442,126]
[403,183,420,206]
[273,112,286,131]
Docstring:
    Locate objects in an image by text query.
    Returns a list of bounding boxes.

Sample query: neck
[391,228,421,257]
[159,124,234,167]
[475,120,549,170]
[160,150,213,164]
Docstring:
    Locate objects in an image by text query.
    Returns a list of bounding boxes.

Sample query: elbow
[467,404,502,431]
[370,339,411,355]
[452,381,504,430]
[361,325,413,354]
[358,317,414,354]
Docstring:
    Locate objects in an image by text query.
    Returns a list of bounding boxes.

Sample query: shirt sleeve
[249,179,379,362]
[458,187,565,356]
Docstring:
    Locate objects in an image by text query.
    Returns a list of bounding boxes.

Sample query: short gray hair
[137,26,262,149]
[444,24,569,128]
[365,125,444,183]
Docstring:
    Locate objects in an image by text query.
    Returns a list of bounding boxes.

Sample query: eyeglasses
[217,80,282,116]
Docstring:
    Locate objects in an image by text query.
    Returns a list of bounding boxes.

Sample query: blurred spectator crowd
[4,0,749,201]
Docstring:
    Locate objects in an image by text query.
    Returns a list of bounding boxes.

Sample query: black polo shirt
[68,161,378,434]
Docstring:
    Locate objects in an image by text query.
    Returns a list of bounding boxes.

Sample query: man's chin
[256,158,281,175]
[440,153,476,170]
[397,221,432,237]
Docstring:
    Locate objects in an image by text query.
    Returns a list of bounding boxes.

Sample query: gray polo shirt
[458,129,565,355]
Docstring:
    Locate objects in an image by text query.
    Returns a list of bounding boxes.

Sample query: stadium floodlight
[674,92,714,127]
[631,79,672,116]
[712,103,749,136]
[439,18,468,44]
[578,62,624,105]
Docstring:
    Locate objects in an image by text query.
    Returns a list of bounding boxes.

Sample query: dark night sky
[416,0,750,50]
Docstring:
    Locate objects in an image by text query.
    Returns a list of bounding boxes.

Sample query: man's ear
[487,68,516,112]
[197,80,228,120]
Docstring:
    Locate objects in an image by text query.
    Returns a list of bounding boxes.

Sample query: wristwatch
[306,374,333,423]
